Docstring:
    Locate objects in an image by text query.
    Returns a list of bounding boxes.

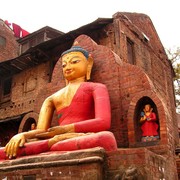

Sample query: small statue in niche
[140,104,159,142]
[30,123,36,130]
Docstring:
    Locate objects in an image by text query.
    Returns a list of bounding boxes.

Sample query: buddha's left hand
[36,124,75,139]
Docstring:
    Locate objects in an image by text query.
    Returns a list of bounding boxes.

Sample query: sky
[1,0,179,49]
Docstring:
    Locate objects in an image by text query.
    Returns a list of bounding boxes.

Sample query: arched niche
[18,112,38,133]
[21,118,36,132]
[134,96,160,143]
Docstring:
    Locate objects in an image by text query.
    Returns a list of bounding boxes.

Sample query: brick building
[0,19,19,62]
[0,12,179,179]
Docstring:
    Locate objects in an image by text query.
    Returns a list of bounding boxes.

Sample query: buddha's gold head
[61,43,93,83]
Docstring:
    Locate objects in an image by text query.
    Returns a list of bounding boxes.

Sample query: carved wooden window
[127,37,135,64]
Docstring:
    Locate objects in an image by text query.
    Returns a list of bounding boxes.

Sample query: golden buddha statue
[0,43,117,160]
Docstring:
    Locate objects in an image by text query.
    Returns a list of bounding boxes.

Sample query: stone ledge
[0,147,105,172]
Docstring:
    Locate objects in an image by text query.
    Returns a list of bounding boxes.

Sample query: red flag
[12,23,22,38]
[22,29,29,37]
[6,20,30,38]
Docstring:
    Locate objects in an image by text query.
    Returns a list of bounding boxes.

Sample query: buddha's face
[62,51,89,81]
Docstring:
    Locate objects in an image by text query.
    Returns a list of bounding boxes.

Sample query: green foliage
[166,47,180,113]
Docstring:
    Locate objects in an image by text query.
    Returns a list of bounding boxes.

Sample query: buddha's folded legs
[50,131,117,151]
[0,131,117,161]
[0,140,49,160]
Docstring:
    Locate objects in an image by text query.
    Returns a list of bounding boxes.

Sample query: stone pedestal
[0,147,177,179]
[0,147,105,180]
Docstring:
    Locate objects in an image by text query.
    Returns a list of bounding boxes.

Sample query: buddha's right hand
[4,133,26,159]
[36,124,75,139]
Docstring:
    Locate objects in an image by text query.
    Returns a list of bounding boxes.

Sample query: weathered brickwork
[0,62,50,119]
[0,148,104,180]
[0,163,103,180]
[106,148,175,179]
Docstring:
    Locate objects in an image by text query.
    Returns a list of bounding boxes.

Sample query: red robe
[0,82,117,160]
[141,112,158,136]
[57,82,111,132]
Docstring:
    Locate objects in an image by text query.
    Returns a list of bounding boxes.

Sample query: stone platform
[0,147,105,180]
[0,147,173,179]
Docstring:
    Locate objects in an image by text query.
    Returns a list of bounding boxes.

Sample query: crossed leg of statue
[0,131,117,160]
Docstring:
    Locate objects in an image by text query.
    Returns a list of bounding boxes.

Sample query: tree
[166,47,180,113]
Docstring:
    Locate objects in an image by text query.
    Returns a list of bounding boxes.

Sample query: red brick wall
[106,148,178,179]
[119,12,165,55]
[108,13,178,156]
[0,20,18,62]
[0,62,50,120]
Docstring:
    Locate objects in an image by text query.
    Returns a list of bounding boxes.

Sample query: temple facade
[0,12,179,179]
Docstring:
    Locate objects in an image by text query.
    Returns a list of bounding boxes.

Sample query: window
[3,78,12,96]
[0,77,12,102]
[21,42,29,54]
[20,34,44,54]
[127,38,135,64]
[0,36,6,47]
